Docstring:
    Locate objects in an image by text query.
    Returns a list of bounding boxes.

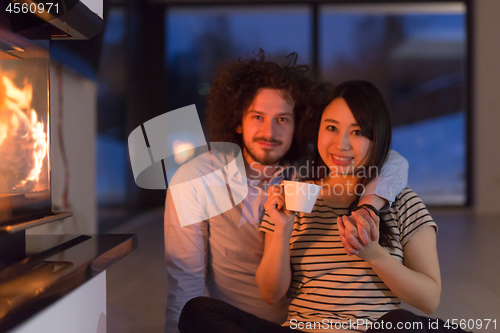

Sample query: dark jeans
[179,297,471,333]
[179,297,296,333]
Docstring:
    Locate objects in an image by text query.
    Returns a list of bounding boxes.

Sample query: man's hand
[337,209,381,259]
[337,215,363,256]
[353,207,379,242]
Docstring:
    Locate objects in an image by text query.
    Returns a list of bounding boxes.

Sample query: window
[165,3,468,205]
[166,6,312,126]
[97,7,127,208]
[320,3,467,204]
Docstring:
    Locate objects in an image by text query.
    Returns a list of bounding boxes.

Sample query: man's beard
[245,146,282,166]
[244,136,287,166]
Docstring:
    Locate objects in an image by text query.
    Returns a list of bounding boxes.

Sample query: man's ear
[236,125,242,134]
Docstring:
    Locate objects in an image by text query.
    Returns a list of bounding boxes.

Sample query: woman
[179,81,467,333]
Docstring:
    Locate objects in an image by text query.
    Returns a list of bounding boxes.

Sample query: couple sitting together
[164,51,467,333]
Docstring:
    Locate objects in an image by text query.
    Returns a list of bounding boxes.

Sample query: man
[164,51,408,332]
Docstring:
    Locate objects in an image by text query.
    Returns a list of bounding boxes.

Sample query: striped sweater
[260,186,437,332]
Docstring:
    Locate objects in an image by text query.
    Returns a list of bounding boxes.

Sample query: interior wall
[473,0,500,215]
[28,64,97,234]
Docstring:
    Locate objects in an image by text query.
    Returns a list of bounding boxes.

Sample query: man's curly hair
[205,49,315,163]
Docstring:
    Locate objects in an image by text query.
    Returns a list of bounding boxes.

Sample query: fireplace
[0,5,136,332]
[0,29,50,223]
[0,0,104,233]
[0,27,71,268]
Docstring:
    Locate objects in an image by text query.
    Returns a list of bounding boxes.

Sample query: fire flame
[0,75,48,192]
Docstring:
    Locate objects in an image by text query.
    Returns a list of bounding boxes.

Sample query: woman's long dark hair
[306,80,395,249]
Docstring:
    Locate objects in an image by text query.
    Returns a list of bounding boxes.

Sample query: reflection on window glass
[166,7,311,120]
[320,4,467,205]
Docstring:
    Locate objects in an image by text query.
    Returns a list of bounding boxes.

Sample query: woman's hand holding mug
[264,182,295,236]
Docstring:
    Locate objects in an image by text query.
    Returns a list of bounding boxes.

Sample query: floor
[105,207,500,333]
